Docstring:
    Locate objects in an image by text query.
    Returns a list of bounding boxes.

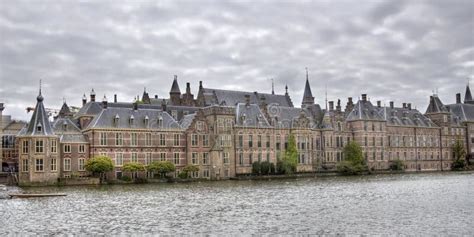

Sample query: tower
[17,85,59,185]
[464,84,474,104]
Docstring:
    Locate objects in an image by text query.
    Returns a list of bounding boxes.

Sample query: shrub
[147,161,176,178]
[120,175,132,182]
[337,141,367,175]
[252,161,261,175]
[389,159,405,171]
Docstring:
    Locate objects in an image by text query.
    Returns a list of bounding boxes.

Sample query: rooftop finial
[37,79,44,102]
[144,87,146,92]
[39,79,42,95]
[285,84,288,94]
[305,67,308,81]
[271,78,274,95]
[325,84,328,110]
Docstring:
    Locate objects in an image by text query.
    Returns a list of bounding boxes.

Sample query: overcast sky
[1,0,473,121]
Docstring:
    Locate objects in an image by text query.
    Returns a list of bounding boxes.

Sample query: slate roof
[465,85,473,103]
[170,77,181,93]
[58,102,72,117]
[86,107,181,130]
[52,117,88,143]
[180,113,196,129]
[425,95,448,114]
[265,104,321,129]
[235,103,271,128]
[24,92,54,136]
[446,103,474,123]
[75,101,103,118]
[374,106,437,127]
[200,88,293,107]
[346,100,385,121]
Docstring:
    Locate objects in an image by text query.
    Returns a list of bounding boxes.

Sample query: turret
[90,88,96,102]
[465,84,474,104]
[82,94,87,106]
[169,75,181,105]
[301,68,315,107]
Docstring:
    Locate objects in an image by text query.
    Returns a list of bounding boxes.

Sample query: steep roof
[58,102,72,118]
[170,77,181,94]
[235,103,271,128]
[465,85,473,103]
[74,101,103,118]
[346,99,385,121]
[446,103,474,123]
[52,117,88,143]
[200,88,293,107]
[24,91,54,136]
[425,95,448,114]
[374,106,437,127]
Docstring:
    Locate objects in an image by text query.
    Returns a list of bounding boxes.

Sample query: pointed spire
[302,68,315,107]
[26,87,53,135]
[170,75,181,93]
[464,83,473,103]
[285,84,288,94]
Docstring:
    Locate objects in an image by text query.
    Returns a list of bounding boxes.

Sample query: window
[145,153,152,165]
[258,135,262,148]
[159,152,166,161]
[249,154,253,164]
[131,133,138,146]
[249,135,253,148]
[222,152,229,164]
[159,134,166,146]
[202,153,209,165]
[78,158,85,171]
[115,153,123,167]
[35,158,44,172]
[202,135,209,147]
[239,153,244,165]
[35,139,44,153]
[203,169,210,178]
[173,134,180,146]
[191,134,198,147]
[51,140,57,153]
[22,159,28,172]
[131,153,138,162]
[192,153,198,164]
[145,133,152,146]
[100,132,107,146]
[173,153,180,165]
[266,135,270,148]
[115,133,123,146]
[276,135,281,150]
[64,158,71,171]
[22,140,29,154]
[64,144,71,153]
[50,159,57,171]
[238,135,243,148]
[79,144,85,153]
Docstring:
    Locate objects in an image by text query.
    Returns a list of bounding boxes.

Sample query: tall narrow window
[159,134,166,146]
[22,140,29,154]
[64,144,71,153]
[131,133,138,146]
[100,132,107,146]
[115,153,123,167]
[35,158,44,172]
[192,152,198,164]
[146,152,152,165]
[115,133,123,146]
[173,153,180,165]
[50,158,57,171]
[202,135,209,147]
[51,140,57,153]
[249,135,253,148]
[173,134,180,146]
[191,134,198,147]
[35,139,44,153]
[22,159,28,172]
[78,158,85,171]
[145,133,152,146]
[131,152,138,163]
[202,153,209,165]
[223,152,229,164]
[64,158,71,171]
[79,144,85,153]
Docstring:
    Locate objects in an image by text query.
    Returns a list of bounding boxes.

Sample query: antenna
[305,67,309,81]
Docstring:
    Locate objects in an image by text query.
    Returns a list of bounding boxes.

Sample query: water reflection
[1,172,473,235]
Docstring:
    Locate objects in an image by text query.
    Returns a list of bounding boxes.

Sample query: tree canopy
[147,161,176,177]
[85,155,114,175]
[452,138,466,170]
[337,141,367,175]
[122,162,146,172]
[278,133,298,174]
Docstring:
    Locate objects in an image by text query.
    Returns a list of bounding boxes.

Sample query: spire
[26,87,54,135]
[285,84,288,95]
[58,100,71,118]
[302,68,315,107]
[464,83,473,103]
[170,75,181,94]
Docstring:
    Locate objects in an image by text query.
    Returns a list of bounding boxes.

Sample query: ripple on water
[1,172,473,235]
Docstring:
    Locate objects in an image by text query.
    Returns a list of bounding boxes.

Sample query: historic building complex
[1,73,472,185]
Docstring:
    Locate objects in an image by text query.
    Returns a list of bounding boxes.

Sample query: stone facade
[10,76,474,185]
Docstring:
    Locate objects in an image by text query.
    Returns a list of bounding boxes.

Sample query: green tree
[389,159,405,171]
[337,141,367,175]
[260,161,273,175]
[281,133,298,174]
[451,138,466,170]
[252,161,261,175]
[179,164,200,179]
[147,161,176,178]
[122,162,146,180]
[85,155,114,183]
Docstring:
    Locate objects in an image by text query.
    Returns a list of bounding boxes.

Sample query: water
[1,172,473,235]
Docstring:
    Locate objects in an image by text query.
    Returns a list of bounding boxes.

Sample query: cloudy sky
[0,0,473,121]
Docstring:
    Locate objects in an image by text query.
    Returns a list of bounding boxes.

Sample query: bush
[337,141,368,175]
[178,172,189,179]
[120,175,132,182]
[260,161,273,175]
[147,161,176,178]
[451,139,466,171]
[389,159,405,171]
[179,165,200,179]
[122,162,146,173]
[336,161,366,175]
[85,156,114,182]
[252,161,261,175]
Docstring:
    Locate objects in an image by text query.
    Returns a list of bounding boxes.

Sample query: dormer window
[130,115,135,126]
[114,114,120,126]
[62,121,67,130]
[144,115,149,127]
[158,116,163,128]
[37,123,42,132]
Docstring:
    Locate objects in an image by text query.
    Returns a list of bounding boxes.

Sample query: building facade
[10,75,473,185]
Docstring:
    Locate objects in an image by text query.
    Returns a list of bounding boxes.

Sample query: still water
[1,172,473,235]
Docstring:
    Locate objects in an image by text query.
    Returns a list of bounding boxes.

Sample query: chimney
[82,94,87,106]
[90,89,96,102]
[102,95,108,109]
[328,101,334,111]
[407,103,412,110]
[362,94,367,102]
[154,95,158,99]
[244,94,251,106]
[402,103,407,109]
[377,100,381,108]
[348,97,353,104]
[186,82,191,94]
[161,99,167,111]
[0,103,4,112]
[336,99,341,112]
[390,101,394,109]
[133,100,138,111]
[114,94,117,103]
[199,81,203,89]
[456,93,461,104]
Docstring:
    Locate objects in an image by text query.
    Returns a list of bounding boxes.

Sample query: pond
[1,172,473,235]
